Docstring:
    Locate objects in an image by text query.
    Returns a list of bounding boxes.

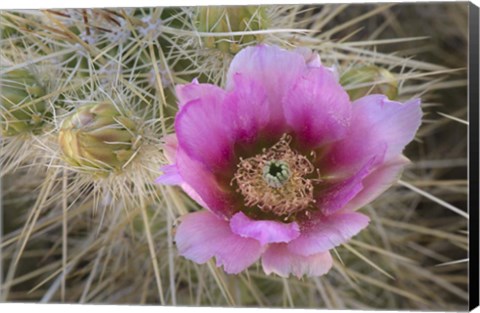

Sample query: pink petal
[176,148,234,217]
[156,134,180,184]
[262,243,333,278]
[155,164,183,185]
[175,92,234,171]
[357,96,422,161]
[294,47,322,68]
[323,95,421,175]
[226,45,306,128]
[163,133,178,163]
[229,212,300,246]
[222,74,271,143]
[156,135,209,208]
[283,66,351,148]
[154,162,208,208]
[317,156,379,215]
[180,183,208,208]
[175,79,225,108]
[288,212,370,256]
[343,155,410,211]
[175,211,263,274]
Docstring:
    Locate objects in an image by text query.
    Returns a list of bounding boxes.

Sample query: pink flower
[156,45,422,278]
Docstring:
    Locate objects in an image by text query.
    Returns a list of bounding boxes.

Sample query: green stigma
[263,160,291,188]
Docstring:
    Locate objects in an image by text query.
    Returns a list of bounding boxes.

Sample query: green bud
[340,66,398,101]
[197,6,268,54]
[59,102,139,173]
[1,68,47,136]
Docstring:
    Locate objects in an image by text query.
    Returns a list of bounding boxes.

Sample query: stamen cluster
[233,134,316,216]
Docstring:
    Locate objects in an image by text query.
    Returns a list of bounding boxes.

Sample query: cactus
[0,68,48,136]
[340,65,398,100]
[197,6,268,54]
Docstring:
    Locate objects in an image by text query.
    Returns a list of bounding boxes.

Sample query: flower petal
[357,96,422,161]
[317,156,379,215]
[229,211,300,246]
[294,47,321,68]
[155,164,183,185]
[262,243,333,278]
[222,74,271,143]
[226,45,306,128]
[323,95,421,175]
[288,212,370,256]
[163,133,178,163]
[180,183,208,208]
[343,155,410,211]
[156,174,208,208]
[175,79,225,108]
[283,66,351,148]
[157,134,209,208]
[175,93,234,171]
[175,211,263,274]
[154,162,208,208]
[176,148,234,217]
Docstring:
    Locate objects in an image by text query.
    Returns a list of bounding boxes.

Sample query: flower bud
[197,6,268,54]
[340,66,398,101]
[59,102,139,172]
[1,68,47,136]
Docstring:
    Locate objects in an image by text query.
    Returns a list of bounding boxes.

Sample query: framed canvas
[1,1,479,312]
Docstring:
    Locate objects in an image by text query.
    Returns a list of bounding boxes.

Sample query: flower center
[233,134,317,217]
[263,160,291,188]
